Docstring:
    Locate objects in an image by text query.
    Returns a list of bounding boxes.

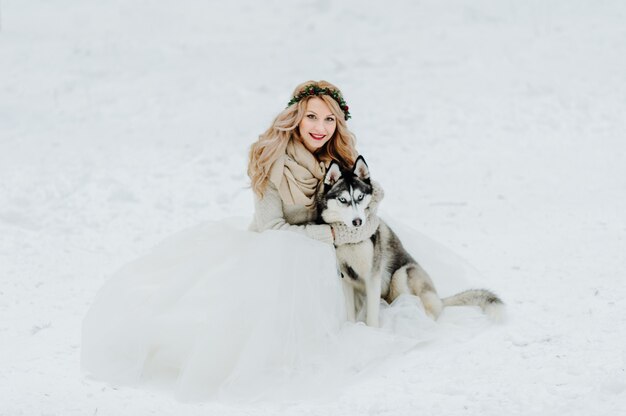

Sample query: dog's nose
[352,218,362,227]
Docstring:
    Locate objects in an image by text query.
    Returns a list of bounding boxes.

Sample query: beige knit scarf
[269,139,326,208]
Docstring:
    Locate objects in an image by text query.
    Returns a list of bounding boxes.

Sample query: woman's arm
[252,183,334,245]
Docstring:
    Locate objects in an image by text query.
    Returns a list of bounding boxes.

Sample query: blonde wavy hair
[248,80,358,197]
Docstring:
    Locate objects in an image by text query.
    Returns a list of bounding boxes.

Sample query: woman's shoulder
[267,154,287,186]
[253,180,283,208]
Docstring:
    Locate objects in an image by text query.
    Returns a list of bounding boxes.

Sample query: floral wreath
[286,84,351,120]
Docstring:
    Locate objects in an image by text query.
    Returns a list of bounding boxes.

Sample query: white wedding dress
[81,215,491,402]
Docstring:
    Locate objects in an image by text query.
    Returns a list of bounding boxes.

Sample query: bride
[81,80,493,402]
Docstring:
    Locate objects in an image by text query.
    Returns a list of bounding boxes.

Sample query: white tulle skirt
[81,216,489,402]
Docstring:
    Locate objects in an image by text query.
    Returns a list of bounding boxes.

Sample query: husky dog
[317,156,504,327]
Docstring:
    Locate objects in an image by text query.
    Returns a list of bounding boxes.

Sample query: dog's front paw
[366,316,380,328]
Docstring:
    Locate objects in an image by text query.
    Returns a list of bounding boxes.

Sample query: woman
[81,80,477,402]
[248,80,381,245]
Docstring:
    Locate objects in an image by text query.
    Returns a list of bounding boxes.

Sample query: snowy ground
[1,0,625,414]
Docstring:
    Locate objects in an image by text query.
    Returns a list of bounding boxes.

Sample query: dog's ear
[324,161,342,186]
[353,155,370,180]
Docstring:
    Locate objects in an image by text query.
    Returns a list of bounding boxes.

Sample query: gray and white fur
[317,156,504,327]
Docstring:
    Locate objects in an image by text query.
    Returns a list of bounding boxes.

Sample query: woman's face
[298,97,337,153]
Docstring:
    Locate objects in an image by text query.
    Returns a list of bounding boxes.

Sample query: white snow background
[1,0,625,414]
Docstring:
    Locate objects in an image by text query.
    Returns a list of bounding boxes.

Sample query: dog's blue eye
[338,197,347,203]
[357,194,364,201]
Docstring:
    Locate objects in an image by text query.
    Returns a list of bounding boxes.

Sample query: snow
[1,0,625,414]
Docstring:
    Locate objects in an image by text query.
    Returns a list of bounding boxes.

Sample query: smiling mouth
[309,133,326,140]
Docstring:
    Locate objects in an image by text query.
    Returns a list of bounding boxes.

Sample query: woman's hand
[366,180,385,214]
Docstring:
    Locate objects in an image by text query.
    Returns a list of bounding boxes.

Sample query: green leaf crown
[286,84,351,120]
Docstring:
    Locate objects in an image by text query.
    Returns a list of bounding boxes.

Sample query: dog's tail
[442,289,505,322]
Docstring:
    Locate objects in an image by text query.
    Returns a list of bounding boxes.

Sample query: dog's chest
[335,241,375,290]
